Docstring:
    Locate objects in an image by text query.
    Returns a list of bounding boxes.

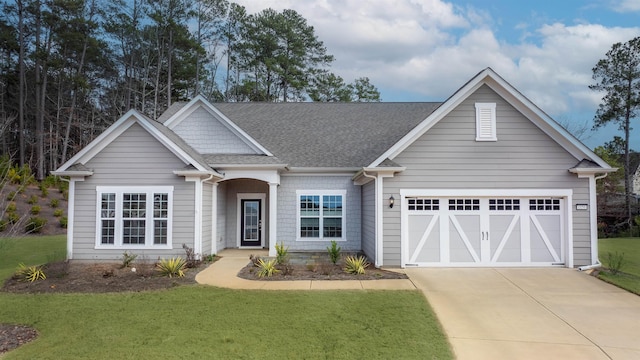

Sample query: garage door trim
[400,189,573,268]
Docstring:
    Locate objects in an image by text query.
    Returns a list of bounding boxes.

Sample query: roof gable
[55,110,216,174]
[369,68,612,171]
[162,95,272,156]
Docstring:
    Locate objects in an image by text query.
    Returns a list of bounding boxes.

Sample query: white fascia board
[569,167,618,176]
[213,164,288,170]
[173,169,224,179]
[56,109,143,171]
[368,70,489,167]
[399,188,573,197]
[163,95,273,156]
[50,170,94,177]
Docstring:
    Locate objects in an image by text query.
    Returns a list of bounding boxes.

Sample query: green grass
[598,237,640,294]
[0,236,453,359]
[0,235,66,281]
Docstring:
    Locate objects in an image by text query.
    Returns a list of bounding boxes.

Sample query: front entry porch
[211,171,279,257]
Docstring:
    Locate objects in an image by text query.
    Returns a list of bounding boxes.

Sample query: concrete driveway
[404,268,640,360]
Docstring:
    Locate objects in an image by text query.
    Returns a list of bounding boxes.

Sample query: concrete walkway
[195,249,416,290]
[405,268,640,360]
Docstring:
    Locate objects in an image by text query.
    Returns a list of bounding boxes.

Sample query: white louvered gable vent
[475,102,497,141]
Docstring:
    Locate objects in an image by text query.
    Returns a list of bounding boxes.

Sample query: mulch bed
[237,260,408,281]
[2,261,205,294]
[0,324,38,355]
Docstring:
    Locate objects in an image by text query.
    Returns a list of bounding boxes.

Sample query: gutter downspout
[362,171,382,268]
[578,172,608,272]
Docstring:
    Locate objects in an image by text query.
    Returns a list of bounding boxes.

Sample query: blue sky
[235,0,640,149]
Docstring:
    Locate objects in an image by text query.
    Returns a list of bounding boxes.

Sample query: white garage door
[403,195,566,267]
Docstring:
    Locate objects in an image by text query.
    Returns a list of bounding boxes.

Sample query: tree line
[0,0,381,180]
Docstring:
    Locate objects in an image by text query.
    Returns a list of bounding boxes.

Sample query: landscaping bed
[1,260,206,294]
[237,252,408,281]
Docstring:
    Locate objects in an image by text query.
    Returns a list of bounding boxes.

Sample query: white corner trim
[268,183,278,257]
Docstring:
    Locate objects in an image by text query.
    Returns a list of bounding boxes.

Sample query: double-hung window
[297,190,346,241]
[96,186,173,249]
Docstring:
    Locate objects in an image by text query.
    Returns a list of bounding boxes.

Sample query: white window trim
[95,186,174,249]
[296,190,346,242]
[475,102,497,141]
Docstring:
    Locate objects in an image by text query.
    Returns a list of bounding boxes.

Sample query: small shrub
[275,242,289,265]
[50,198,59,208]
[30,205,41,215]
[204,254,216,262]
[0,219,8,232]
[327,240,341,264]
[59,216,68,228]
[8,167,21,184]
[182,243,199,268]
[256,258,280,278]
[6,212,20,224]
[39,183,49,197]
[5,191,16,201]
[605,251,625,275]
[306,261,317,272]
[121,251,138,268]
[156,257,186,278]
[249,254,262,266]
[62,190,68,200]
[6,202,17,213]
[27,194,38,205]
[15,263,46,282]
[343,255,370,275]
[53,208,63,217]
[25,217,47,233]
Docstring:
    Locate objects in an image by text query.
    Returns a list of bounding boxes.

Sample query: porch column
[268,182,278,257]
[211,182,218,255]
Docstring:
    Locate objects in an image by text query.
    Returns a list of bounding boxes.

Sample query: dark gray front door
[241,199,261,247]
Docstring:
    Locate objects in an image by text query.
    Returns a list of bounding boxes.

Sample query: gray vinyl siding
[172,107,258,154]
[277,175,361,252]
[71,122,195,261]
[201,183,213,256]
[383,85,591,267]
[222,179,269,249]
[361,181,376,260]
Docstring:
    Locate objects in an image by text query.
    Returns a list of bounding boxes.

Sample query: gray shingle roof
[213,102,441,167]
[203,154,286,166]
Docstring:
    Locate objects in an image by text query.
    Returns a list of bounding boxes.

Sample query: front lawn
[0,236,453,359]
[598,237,640,295]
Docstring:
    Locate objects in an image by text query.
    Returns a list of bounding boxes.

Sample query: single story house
[53,68,615,268]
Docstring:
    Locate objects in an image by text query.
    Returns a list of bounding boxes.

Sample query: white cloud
[612,0,640,12]
[232,0,640,127]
